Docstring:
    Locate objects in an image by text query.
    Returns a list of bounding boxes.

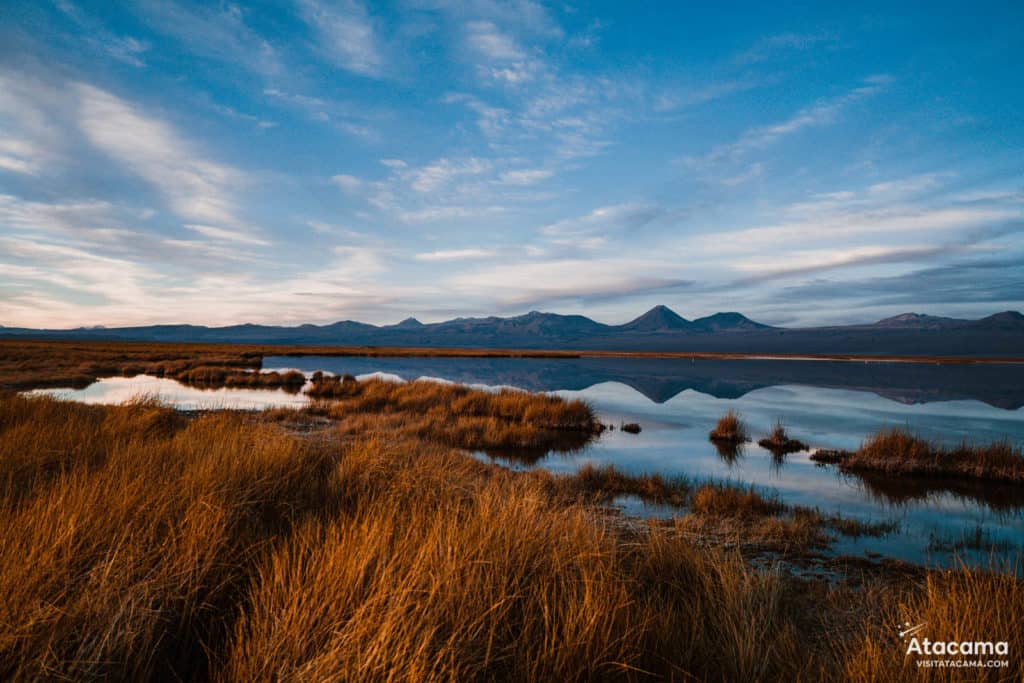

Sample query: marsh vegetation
[2,341,1023,680]
[1,390,1021,680]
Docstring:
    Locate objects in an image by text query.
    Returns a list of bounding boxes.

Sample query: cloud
[409,157,491,192]
[720,162,764,186]
[705,206,1014,253]
[332,173,365,193]
[0,138,42,175]
[734,32,836,65]
[447,257,691,308]
[415,248,496,261]
[729,244,970,281]
[297,0,383,77]
[867,173,952,196]
[780,256,1024,307]
[55,1,149,67]
[263,87,377,138]
[686,77,890,168]
[0,71,69,175]
[75,83,251,231]
[497,168,552,185]
[465,20,524,60]
[185,224,269,246]
[134,0,282,77]
[398,205,505,224]
[541,203,662,238]
[652,78,763,112]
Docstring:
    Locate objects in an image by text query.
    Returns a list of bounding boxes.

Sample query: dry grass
[0,340,263,390]
[839,564,1024,682]
[829,428,1024,484]
[0,392,1020,680]
[308,374,600,457]
[0,340,584,392]
[709,409,750,444]
[690,483,786,517]
[174,366,307,391]
[0,393,336,680]
[556,463,690,506]
[757,421,808,455]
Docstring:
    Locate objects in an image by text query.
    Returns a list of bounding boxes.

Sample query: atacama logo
[899,621,1009,669]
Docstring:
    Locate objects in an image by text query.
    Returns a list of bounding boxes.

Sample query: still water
[32,355,1024,569]
[30,374,310,410]
[267,355,1024,569]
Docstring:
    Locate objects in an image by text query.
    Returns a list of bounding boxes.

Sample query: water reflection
[266,355,1024,569]
[27,356,1024,569]
[28,375,310,410]
[712,440,747,465]
[848,469,1024,515]
[266,355,1024,409]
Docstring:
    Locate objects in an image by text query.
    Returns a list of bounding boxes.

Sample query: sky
[0,1,1022,329]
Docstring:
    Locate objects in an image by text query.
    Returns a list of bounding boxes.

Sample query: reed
[757,421,808,454]
[709,409,750,443]
[0,385,1020,680]
[827,427,1024,483]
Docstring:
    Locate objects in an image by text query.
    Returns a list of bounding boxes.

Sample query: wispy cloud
[185,224,269,246]
[541,203,662,238]
[75,83,253,233]
[734,32,837,65]
[686,76,891,169]
[55,1,149,67]
[134,0,282,77]
[497,168,553,185]
[415,248,496,261]
[263,87,378,138]
[447,257,691,309]
[297,0,383,77]
[465,20,524,60]
[332,173,365,193]
[720,162,764,186]
[408,157,491,193]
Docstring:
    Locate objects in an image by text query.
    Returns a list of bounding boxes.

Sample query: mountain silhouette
[2,307,1022,357]
[617,305,692,331]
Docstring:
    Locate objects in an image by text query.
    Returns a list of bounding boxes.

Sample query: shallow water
[265,355,1024,570]
[28,374,310,410]
[29,356,1024,569]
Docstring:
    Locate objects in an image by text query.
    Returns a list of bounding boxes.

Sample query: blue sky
[0,1,1022,328]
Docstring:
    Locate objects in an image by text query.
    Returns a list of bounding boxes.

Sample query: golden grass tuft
[832,427,1024,483]
[0,393,336,680]
[0,364,1021,680]
[309,376,600,456]
[757,421,808,454]
[690,483,786,518]
[840,563,1024,682]
[709,409,750,444]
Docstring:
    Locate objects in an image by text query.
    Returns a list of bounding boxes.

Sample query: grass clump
[690,483,786,518]
[709,409,750,444]
[0,391,1019,681]
[757,421,808,455]
[557,463,689,506]
[0,393,335,680]
[174,366,307,392]
[825,427,1024,484]
[308,375,601,456]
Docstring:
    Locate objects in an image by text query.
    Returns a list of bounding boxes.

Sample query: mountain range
[3,306,1023,357]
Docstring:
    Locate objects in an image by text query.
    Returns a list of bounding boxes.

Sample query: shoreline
[4,338,1023,366]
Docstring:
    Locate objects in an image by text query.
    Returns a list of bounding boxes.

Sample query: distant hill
[690,312,771,333]
[2,306,1023,357]
[617,305,692,332]
[870,313,970,330]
